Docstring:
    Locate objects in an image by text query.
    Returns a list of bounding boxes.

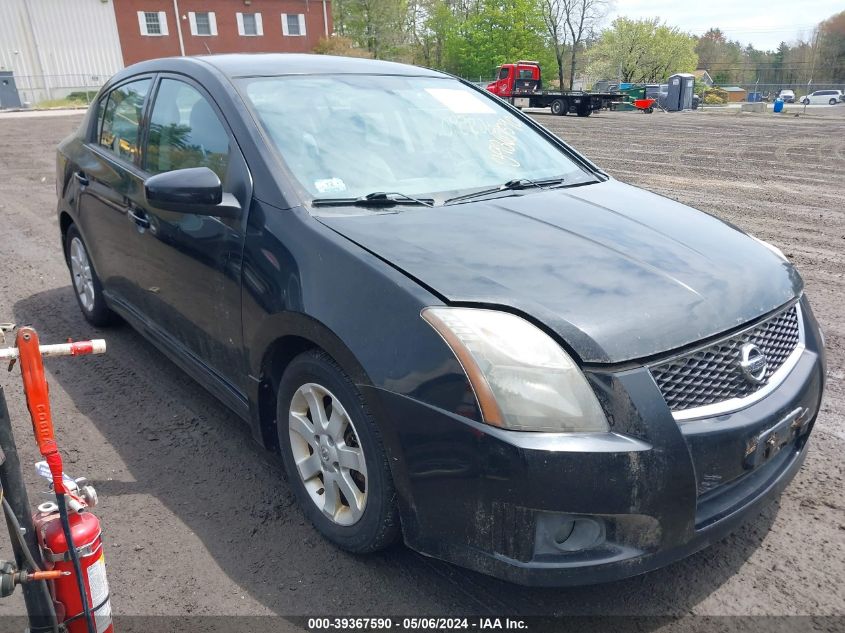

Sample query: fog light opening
[553,517,604,552]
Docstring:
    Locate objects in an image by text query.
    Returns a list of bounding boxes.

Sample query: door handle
[73,171,89,187]
[127,207,150,229]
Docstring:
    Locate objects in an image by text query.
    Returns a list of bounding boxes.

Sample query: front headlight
[422,307,609,433]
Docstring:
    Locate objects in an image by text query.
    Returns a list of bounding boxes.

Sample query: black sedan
[56,54,826,586]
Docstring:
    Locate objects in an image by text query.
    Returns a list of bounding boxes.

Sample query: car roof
[185,53,449,79]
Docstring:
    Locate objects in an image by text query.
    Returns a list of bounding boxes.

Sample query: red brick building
[113,0,332,66]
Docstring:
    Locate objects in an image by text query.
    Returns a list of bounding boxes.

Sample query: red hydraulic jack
[0,326,109,633]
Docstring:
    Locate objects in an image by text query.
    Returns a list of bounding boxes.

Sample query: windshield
[239,74,595,202]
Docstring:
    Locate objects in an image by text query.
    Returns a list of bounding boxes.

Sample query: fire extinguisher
[13,327,110,633]
[33,501,111,633]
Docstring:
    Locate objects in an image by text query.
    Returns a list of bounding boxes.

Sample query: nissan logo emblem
[739,343,768,385]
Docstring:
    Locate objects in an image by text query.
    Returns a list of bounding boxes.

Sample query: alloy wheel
[69,237,95,312]
[288,382,368,526]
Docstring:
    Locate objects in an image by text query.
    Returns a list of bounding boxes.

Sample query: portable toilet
[666,73,695,111]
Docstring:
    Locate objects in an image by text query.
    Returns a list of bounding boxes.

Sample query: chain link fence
[733,82,845,100]
[4,73,106,108]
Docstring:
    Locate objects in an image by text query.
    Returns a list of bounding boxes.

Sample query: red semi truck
[485,61,619,117]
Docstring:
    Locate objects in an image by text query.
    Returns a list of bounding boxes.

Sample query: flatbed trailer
[508,90,620,117]
[485,61,620,117]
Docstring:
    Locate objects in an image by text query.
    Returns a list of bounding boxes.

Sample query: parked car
[799,89,843,105]
[777,89,795,103]
[56,54,826,586]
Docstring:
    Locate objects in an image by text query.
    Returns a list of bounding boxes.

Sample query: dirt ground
[0,108,842,627]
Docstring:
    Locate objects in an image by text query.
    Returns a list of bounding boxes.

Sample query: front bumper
[363,297,826,586]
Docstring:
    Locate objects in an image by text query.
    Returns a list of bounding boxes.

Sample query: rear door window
[98,79,151,163]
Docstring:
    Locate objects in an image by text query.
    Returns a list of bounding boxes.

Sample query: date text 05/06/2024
[306,618,528,630]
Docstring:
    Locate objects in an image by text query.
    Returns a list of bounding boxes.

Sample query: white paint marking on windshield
[424,88,495,114]
[314,178,348,194]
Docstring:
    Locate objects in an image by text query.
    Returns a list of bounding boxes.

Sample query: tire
[277,349,399,553]
[64,224,117,327]
[829,98,837,106]
[576,107,592,117]
[802,98,810,105]
[550,99,566,116]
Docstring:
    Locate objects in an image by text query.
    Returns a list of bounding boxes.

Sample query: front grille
[651,304,801,413]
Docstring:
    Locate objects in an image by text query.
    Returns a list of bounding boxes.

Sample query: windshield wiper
[443,177,566,206]
[312,191,434,208]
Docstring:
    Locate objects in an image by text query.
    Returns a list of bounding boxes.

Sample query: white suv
[799,89,843,105]
[778,89,795,103]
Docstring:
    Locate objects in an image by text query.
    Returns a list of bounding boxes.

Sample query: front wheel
[277,350,399,553]
[803,98,810,105]
[64,224,117,327]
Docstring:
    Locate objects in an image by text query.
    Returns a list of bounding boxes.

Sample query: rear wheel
[550,99,566,115]
[576,106,592,117]
[64,224,117,327]
[829,98,837,105]
[277,350,399,553]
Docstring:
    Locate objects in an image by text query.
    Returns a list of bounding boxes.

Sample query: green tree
[815,10,845,82]
[540,0,571,90]
[333,0,409,59]
[563,0,608,89]
[440,0,554,80]
[588,17,698,83]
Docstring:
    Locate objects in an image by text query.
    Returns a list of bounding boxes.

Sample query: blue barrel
[773,97,784,113]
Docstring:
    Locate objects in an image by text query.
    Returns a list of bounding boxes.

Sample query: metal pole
[173,0,186,56]
[0,386,58,632]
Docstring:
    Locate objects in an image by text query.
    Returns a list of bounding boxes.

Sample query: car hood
[316,179,802,364]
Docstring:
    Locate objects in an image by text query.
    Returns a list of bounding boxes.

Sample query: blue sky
[607,0,842,51]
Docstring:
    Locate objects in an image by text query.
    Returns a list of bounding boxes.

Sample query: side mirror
[144,167,241,219]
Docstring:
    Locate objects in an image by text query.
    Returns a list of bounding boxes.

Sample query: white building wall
[0,0,124,105]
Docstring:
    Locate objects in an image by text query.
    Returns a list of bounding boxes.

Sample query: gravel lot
[0,108,843,627]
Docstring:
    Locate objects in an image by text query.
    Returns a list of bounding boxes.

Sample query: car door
[496,66,511,96]
[133,75,252,397]
[75,77,153,316]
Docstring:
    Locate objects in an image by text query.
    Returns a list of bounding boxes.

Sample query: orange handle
[15,327,65,494]
[25,570,68,582]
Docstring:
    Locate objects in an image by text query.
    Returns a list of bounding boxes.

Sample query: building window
[281,13,306,36]
[188,11,217,36]
[137,11,168,36]
[195,12,211,35]
[144,12,161,34]
[237,12,263,36]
